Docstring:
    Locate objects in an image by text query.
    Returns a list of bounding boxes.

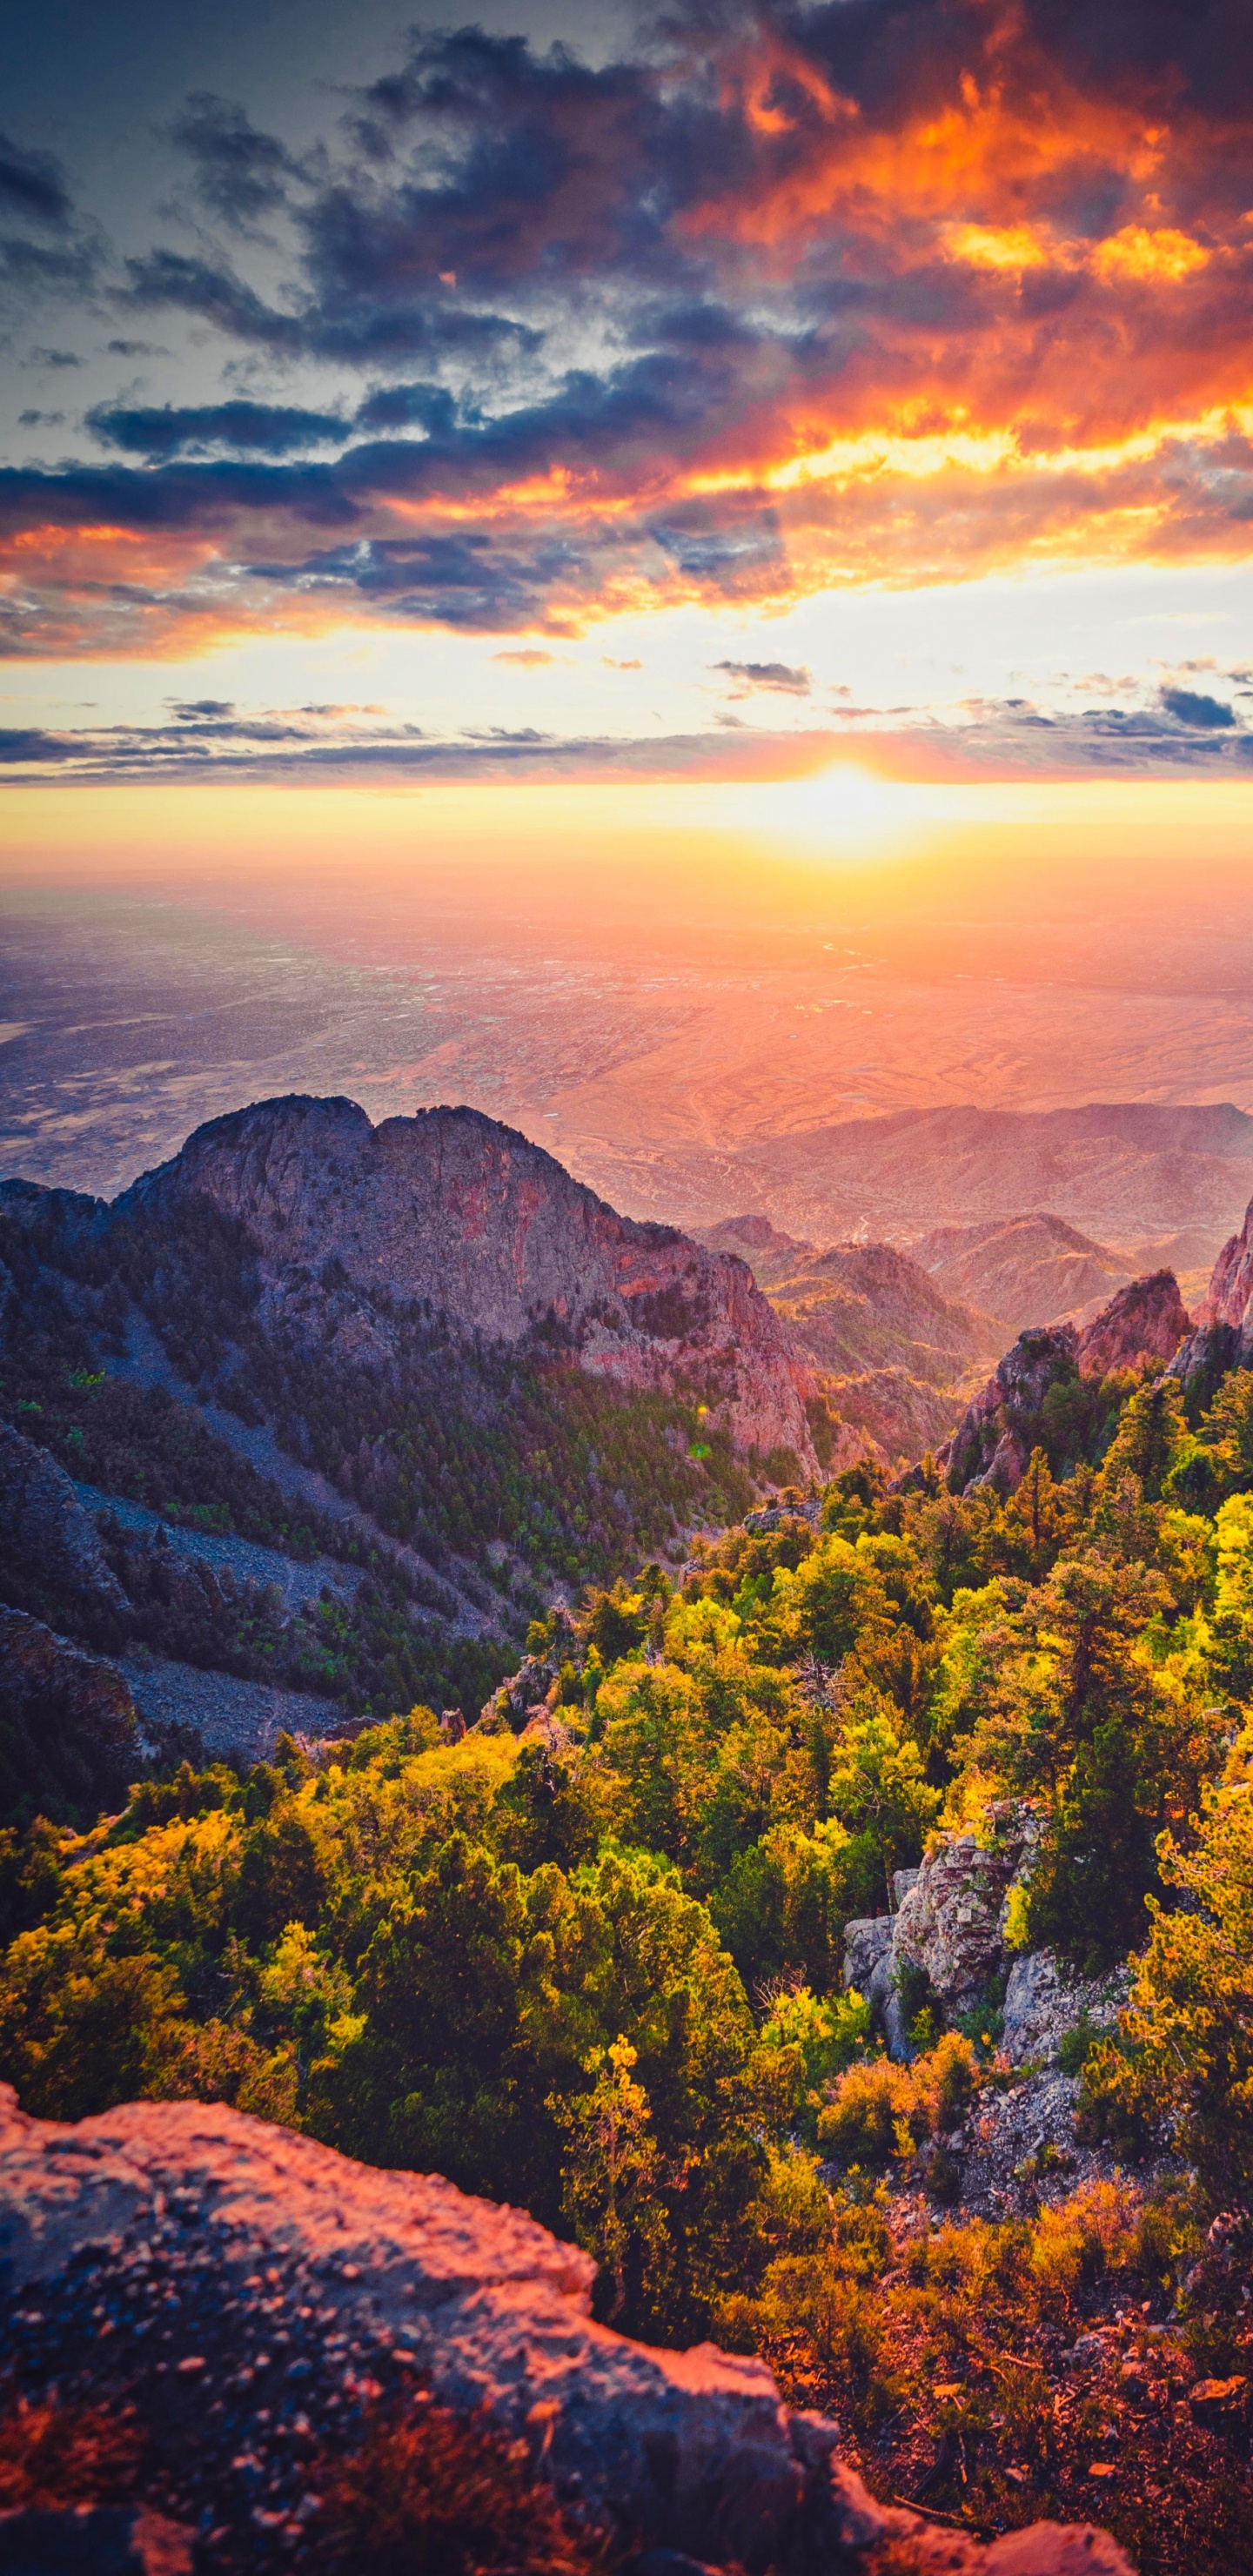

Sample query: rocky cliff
[944,1271,1190,1494]
[0,2084,1131,2574]
[121,1097,814,1469]
[1173,1188,1253,1387]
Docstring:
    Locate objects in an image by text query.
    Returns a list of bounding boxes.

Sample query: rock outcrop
[116,1097,814,1467]
[1173,1188,1253,1386]
[0,1603,141,1821]
[1001,1951,1129,2068]
[0,2086,1132,2574]
[893,1820,1033,2013]
[943,1271,1189,1494]
[1075,1271,1190,1382]
[0,1419,128,1626]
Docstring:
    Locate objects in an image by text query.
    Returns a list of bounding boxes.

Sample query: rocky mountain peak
[943,1269,1190,1495]
[123,1096,815,1468]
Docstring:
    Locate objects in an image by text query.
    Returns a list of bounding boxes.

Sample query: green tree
[554,2036,671,2323]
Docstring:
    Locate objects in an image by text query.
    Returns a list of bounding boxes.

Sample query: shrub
[816,2053,920,2168]
[1028,2178,1140,2313]
[815,2033,982,2170]
[0,2398,143,2510]
[305,2402,607,2576]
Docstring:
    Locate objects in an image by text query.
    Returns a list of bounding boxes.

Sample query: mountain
[123,1096,811,1466]
[944,1271,1192,1493]
[0,1097,814,1751]
[697,1213,1001,1466]
[915,1211,1132,1332]
[727,1101,1253,1251]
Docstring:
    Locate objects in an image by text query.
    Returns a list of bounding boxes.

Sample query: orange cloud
[4,0,1253,659]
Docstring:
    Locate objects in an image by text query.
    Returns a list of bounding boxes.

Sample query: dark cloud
[169,93,305,231]
[171,699,235,718]
[713,659,811,694]
[25,346,81,366]
[87,398,347,460]
[106,338,169,358]
[0,132,72,227]
[353,382,459,436]
[121,245,539,368]
[0,726,78,763]
[122,249,304,350]
[8,2,1253,649]
[1160,683,1236,728]
[17,409,64,426]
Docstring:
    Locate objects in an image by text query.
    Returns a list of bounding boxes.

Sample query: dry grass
[0,2393,144,2508]
[304,2398,611,2576]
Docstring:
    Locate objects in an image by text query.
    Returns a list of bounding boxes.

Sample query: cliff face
[1173,1191,1253,1386]
[944,1270,1190,1495]
[0,2084,1132,2575]
[123,1097,814,1468]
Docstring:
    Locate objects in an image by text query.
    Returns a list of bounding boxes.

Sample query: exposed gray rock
[841,1915,893,1993]
[1002,1951,1129,2069]
[893,1816,1030,2011]
[0,2087,1132,2575]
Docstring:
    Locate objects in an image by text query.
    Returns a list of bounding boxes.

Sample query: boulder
[1002,1952,1129,2069]
[893,1819,1031,2012]
[841,1915,893,1993]
[0,2087,1133,2575]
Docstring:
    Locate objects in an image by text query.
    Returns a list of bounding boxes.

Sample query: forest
[3,1338,1253,2568]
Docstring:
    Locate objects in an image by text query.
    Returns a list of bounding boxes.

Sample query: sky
[2,0,1252,794]
[3,0,1253,1224]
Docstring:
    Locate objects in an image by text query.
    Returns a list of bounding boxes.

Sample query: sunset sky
[2,0,1252,798]
[4,0,1253,1224]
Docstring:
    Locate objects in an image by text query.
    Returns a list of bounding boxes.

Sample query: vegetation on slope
[5,1347,1253,2564]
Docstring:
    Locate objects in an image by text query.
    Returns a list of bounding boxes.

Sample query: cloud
[169,93,305,231]
[7,3,1253,653]
[1160,684,1236,729]
[0,132,73,227]
[0,684,1249,788]
[87,399,348,460]
[713,659,811,694]
[0,135,102,313]
[492,647,554,665]
[17,409,64,427]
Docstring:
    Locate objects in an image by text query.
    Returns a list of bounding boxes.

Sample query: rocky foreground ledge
[0,2086,1134,2574]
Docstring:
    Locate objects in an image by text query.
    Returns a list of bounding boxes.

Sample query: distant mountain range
[723,1101,1253,1259]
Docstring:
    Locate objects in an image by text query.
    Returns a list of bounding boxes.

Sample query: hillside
[916,1212,1133,1332]
[700,1215,1001,1466]
[728,1102,1253,1252]
[0,1097,814,1756]
[6,1203,1253,2570]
